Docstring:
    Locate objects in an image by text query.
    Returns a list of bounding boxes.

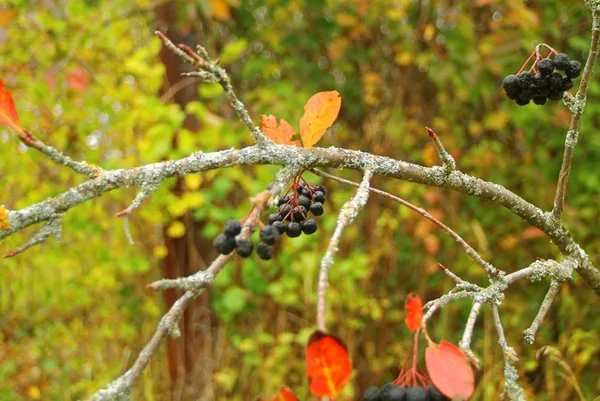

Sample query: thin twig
[492,305,526,401]
[317,170,372,331]
[552,9,600,220]
[524,283,561,344]
[310,168,499,276]
[88,253,230,400]
[4,213,63,258]
[425,127,456,173]
[459,301,483,369]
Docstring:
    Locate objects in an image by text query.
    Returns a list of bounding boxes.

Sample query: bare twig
[317,170,372,331]
[310,168,499,276]
[116,182,161,217]
[4,213,63,258]
[492,304,526,401]
[425,127,456,173]
[552,8,600,220]
[88,253,230,400]
[524,283,561,344]
[459,300,483,369]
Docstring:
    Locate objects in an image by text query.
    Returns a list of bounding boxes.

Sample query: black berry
[286,222,302,238]
[293,206,307,221]
[235,238,253,257]
[260,225,280,245]
[315,184,327,194]
[278,195,291,206]
[404,386,428,401]
[279,204,292,219]
[561,77,574,91]
[223,219,242,237]
[310,202,324,216]
[272,220,286,234]
[566,60,582,78]
[363,386,381,401]
[301,219,318,235]
[533,96,547,105]
[214,233,236,255]
[314,190,326,203]
[548,71,563,90]
[268,213,283,225]
[427,384,450,401]
[256,242,273,260]
[502,74,519,93]
[298,195,311,209]
[532,73,548,88]
[516,71,532,88]
[538,58,554,75]
[553,53,570,70]
[379,383,399,401]
[548,90,564,101]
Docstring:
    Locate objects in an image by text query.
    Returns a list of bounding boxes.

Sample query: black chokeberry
[515,97,530,106]
[363,386,381,401]
[566,60,582,78]
[502,74,519,93]
[272,220,286,234]
[301,219,318,235]
[277,195,291,206]
[427,384,450,401]
[506,90,520,100]
[286,222,302,238]
[310,202,324,216]
[532,73,548,87]
[314,190,326,203]
[223,219,242,237]
[553,53,570,70]
[533,96,547,105]
[279,204,292,219]
[404,386,428,401]
[517,87,534,102]
[256,242,273,260]
[214,233,236,255]
[562,77,574,91]
[292,206,307,221]
[538,57,554,75]
[260,225,280,245]
[379,383,398,401]
[315,184,327,194]
[235,238,253,257]
[516,71,532,88]
[548,71,563,90]
[298,195,311,209]
[548,90,564,101]
[268,213,283,225]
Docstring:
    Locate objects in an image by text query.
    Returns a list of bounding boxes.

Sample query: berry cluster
[266,182,326,239]
[503,53,581,106]
[364,383,449,401]
[213,219,281,260]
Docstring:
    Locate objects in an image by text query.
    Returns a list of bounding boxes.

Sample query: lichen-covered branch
[492,305,526,401]
[552,7,600,220]
[523,283,561,345]
[317,170,372,331]
[4,213,63,258]
[459,301,483,369]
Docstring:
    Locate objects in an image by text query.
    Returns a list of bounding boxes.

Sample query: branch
[310,168,498,276]
[4,213,63,258]
[317,170,372,331]
[523,283,561,345]
[492,305,526,401]
[425,127,456,173]
[87,253,230,400]
[459,300,483,369]
[552,7,600,220]
[2,145,598,293]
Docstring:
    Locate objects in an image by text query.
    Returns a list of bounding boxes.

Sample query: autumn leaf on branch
[256,386,298,401]
[305,330,352,398]
[425,340,475,399]
[0,79,23,135]
[404,293,423,331]
[260,114,300,146]
[299,90,341,148]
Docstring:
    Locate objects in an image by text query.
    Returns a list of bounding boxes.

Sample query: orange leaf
[404,293,423,331]
[256,386,298,401]
[425,340,475,399]
[0,9,17,27]
[66,68,89,92]
[260,114,300,146]
[299,90,341,148]
[306,330,352,397]
[0,79,23,133]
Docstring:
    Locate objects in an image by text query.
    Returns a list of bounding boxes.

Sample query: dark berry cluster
[213,219,281,260]
[503,53,582,106]
[267,183,326,240]
[363,383,449,401]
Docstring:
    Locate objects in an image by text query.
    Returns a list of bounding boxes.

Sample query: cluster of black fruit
[266,182,326,239]
[502,53,582,106]
[213,219,281,260]
[364,383,450,401]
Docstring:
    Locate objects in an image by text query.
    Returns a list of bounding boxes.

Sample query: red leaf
[66,67,89,92]
[299,90,341,148]
[306,330,352,397]
[425,340,475,399]
[260,114,300,146]
[256,386,298,401]
[0,79,23,133]
[404,293,423,331]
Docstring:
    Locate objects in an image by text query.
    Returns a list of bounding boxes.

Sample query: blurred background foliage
[0,0,599,399]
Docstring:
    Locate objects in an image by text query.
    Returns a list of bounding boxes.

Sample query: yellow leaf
[185,174,203,191]
[0,9,17,27]
[0,205,9,230]
[26,386,41,400]
[167,221,186,238]
[210,0,231,21]
[299,91,342,148]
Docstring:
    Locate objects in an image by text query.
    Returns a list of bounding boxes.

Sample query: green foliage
[1,0,599,400]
